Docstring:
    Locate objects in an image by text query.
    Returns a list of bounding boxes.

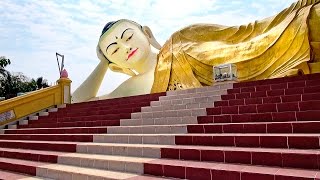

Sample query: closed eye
[126,34,133,42]
[112,47,119,55]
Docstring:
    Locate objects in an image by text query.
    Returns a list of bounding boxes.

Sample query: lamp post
[56,52,64,77]
[55,52,72,104]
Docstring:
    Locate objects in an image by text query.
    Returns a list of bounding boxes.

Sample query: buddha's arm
[71,61,109,103]
[98,70,154,100]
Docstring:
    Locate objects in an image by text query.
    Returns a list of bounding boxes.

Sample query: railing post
[57,69,72,104]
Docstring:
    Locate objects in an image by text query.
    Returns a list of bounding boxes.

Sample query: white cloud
[0,0,297,96]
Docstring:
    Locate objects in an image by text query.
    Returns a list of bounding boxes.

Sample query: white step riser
[48,108,58,112]
[166,83,233,96]
[150,96,221,107]
[28,116,39,121]
[57,104,66,109]
[38,112,49,117]
[131,108,207,119]
[37,167,118,180]
[57,156,144,174]
[160,89,227,101]
[141,102,215,113]
[120,116,198,126]
[93,135,176,145]
[106,125,187,135]
[19,120,28,125]
[8,125,17,129]
[77,144,161,158]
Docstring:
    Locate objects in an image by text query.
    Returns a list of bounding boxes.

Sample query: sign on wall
[0,110,16,123]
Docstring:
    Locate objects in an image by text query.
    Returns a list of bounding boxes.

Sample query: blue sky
[0,0,296,96]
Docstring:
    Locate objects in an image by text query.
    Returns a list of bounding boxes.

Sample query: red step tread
[5,126,108,134]
[0,140,77,152]
[230,79,320,94]
[174,133,320,149]
[53,107,141,118]
[0,157,48,176]
[18,119,120,129]
[215,93,320,107]
[144,158,319,180]
[188,121,320,134]
[233,73,320,88]
[198,110,320,124]
[0,134,94,142]
[32,113,130,123]
[67,92,164,107]
[221,86,320,100]
[160,145,320,170]
[0,147,63,163]
[61,102,149,112]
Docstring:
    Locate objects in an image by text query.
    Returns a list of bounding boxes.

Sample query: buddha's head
[97,19,161,76]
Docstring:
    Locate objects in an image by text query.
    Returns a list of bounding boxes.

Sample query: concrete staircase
[0,74,320,179]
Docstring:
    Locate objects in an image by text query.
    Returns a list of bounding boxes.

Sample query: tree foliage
[36,77,49,90]
[0,56,49,99]
[0,72,38,98]
[0,56,11,69]
[0,56,11,77]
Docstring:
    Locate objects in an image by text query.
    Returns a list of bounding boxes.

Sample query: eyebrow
[106,42,117,52]
[106,28,134,52]
[121,28,133,39]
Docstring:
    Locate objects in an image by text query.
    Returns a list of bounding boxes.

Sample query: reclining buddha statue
[72,0,320,103]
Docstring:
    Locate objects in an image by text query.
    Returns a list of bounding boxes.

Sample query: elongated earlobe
[109,63,136,76]
[142,26,162,50]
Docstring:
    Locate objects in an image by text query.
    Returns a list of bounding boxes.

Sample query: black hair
[100,20,120,37]
[100,19,142,38]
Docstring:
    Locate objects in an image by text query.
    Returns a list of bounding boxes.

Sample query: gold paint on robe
[151,0,320,93]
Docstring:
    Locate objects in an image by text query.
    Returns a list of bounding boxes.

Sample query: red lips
[127,48,138,60]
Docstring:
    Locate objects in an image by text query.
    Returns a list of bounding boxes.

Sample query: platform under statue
[72,0,320,103]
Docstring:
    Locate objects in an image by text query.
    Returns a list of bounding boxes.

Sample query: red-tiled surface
[0,134,93,142]
[161,145,320,170]
[175,134,320,149]
[0,92,165,178]
[0,157,47,175]
[144,159,319,180]
[18,119,120,129]
[188,121,320,134]
[198,110,320,124]
[5,126,108,134]
[0,148,62,163]
[178,75,320,178]
[1,74,320,179]
[209,100,320,116]
[0,140,77,152]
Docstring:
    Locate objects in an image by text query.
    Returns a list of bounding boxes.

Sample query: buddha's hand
[96,45,110,65]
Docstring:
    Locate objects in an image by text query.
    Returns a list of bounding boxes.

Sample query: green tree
[0,56,50,99]
[0,56,10,76]
[36,77,49,90]
[0,73,39,98]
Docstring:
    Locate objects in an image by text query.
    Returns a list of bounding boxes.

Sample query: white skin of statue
[71,20,162,103]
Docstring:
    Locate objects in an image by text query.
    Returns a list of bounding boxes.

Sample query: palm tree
[0,56,10,77]
[36,77,49,90]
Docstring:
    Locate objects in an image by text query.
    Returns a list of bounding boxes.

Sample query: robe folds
[151,0,320,93]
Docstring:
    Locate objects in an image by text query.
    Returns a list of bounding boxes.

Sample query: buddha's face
[99,21,151,69]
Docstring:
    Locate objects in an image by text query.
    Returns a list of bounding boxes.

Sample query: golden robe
[152,0,320,93]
